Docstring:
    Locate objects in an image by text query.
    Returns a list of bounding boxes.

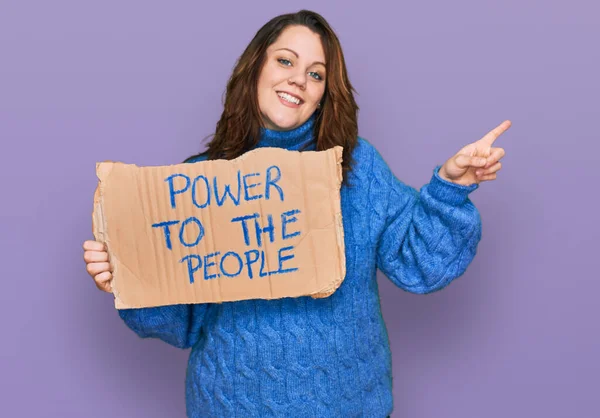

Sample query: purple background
[1,1,598,417]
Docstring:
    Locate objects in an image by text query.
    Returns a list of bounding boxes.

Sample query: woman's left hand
[438,120,511,186]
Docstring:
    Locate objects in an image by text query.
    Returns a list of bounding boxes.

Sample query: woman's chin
[265,115,301,131]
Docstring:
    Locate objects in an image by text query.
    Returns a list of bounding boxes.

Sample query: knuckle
[86,264,96,275]
[99,280,112,293]
[97,271,112,283]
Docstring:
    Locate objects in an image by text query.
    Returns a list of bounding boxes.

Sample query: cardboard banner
[92,146,346,309]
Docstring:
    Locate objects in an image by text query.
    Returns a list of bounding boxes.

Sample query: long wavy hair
[185,10,359,183]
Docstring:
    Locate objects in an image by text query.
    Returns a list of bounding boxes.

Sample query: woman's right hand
[83,240,113,293]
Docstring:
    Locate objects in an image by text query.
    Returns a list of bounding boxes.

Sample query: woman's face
[257,25,326,131]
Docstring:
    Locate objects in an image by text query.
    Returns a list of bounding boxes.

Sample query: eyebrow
[275,48,326,68]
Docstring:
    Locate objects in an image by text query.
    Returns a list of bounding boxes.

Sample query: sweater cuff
[426,165,479,205]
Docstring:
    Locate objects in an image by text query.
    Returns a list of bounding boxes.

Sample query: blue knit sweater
[118,113,482,417]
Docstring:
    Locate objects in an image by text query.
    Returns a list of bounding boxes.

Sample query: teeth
[278,92,300,105]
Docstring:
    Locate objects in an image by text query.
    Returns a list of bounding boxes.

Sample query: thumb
[454,154,487,169]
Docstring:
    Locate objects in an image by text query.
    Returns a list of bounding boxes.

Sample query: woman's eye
[309,72,322,81]
[278,58,323,81]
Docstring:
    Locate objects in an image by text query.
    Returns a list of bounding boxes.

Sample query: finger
[95,271,112,283]
[84,250,108,263]
[476,162,502,176]
[86,262,111,276]
[96,280,113,293]
[478,173,497,182]
[481,120,511,146]
[484,147,505,168]
[83,240,105,251]
[455,154,487,169]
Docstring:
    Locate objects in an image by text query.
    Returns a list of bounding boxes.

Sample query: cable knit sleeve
[117,304,209,349]
[371,144,482,294]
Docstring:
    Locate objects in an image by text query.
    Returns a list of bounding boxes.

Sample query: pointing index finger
[481,120,512,146]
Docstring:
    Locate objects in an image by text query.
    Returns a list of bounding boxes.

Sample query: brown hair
[185,10,359,183]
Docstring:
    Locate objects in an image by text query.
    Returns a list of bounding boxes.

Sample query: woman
[83,10,509,418]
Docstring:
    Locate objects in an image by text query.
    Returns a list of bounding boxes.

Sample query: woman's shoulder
[183,151,209,164]
[353,136,375,154]
[350,136,389,170]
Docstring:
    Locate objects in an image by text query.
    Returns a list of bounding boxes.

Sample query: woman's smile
[276,91,303,108]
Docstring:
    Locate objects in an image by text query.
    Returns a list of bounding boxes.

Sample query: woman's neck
[256,113,316,151]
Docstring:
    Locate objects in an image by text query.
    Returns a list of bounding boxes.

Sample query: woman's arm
[117,304,210,349]
[372,147,482,294]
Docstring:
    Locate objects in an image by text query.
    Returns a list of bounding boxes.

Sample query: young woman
[83,9,509,418]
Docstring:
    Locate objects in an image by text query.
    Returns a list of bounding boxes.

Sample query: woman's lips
[277,92,302,108]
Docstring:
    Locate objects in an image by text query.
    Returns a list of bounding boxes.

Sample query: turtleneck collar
[256,112,317,151]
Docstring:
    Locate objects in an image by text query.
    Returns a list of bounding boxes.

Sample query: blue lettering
[259,250,269,277]
[281,209,301,240]
[203,252,220,280]
[180,246,297,284]
[179,216,204,247]
[265,165,284,201]
[253,214,275,248]
[277,245,297,274]
[243,172,263,201]
[166,174,190,209]
[220,251,243,278]
[214,170,241,206]
[231,213,260,246]
[244,249,260,279]
[152,220,180,250]
[180,254,202,284]
[192,175,211,208]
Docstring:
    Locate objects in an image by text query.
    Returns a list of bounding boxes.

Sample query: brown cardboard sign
[92,146,346,309]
